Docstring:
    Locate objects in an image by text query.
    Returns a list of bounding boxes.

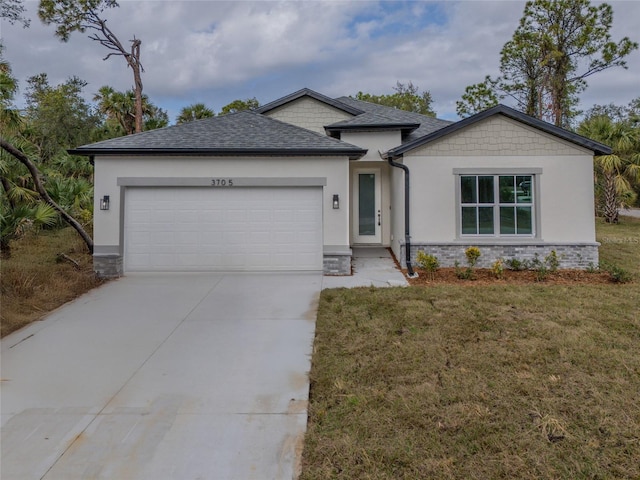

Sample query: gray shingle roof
[332,96,453,142]
[70,110,367,159]
[255,88,451,143]
[71,90,606,161]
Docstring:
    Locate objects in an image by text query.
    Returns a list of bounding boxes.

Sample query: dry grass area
[301,218,640,479]
[1,227,104,338]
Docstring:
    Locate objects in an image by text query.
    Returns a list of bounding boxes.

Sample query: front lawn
[301,218,640,479]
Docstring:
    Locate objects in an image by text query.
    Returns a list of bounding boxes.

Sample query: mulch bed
[404,267,615,286]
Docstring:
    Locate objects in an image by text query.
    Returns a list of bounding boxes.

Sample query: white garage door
[124,187,323,272]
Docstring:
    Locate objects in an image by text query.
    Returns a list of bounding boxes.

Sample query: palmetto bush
[45,176,93,224]
[0,202,58,257]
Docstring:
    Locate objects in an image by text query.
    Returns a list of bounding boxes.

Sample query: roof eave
[325,123,420,133]
[68,147,368,160]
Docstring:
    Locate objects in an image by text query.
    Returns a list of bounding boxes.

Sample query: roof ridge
[256,88,364,116]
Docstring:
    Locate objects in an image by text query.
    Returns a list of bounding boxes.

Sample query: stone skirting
[94,254,123,278]
[94,252,352,276]
[400,243,599,270]
[323,249,352,275]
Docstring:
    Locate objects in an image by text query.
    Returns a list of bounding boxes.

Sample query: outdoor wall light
[333,194,340,209]
[100,195,110,211]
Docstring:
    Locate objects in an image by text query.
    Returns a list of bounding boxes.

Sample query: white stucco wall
[263,97,353,134]
[93,155,350,250]
[341,131,401,161]
[404,115,597,244]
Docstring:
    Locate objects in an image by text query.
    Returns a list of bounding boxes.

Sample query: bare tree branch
[0,136,94,253]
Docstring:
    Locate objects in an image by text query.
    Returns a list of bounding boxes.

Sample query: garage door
[124,187,323,272]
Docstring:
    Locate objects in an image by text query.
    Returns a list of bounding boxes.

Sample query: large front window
[460,175,534,236]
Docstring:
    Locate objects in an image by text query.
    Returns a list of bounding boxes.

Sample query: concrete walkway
[1,272,321,480]
[322,247,408,289]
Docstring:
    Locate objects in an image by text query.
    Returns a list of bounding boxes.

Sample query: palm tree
[94,86,168,135]
[579,116,640,223]
[176,103,215,124]
[94,86,137,135]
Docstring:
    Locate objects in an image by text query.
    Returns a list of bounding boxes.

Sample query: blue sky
[346,1,449,39]
[2,1,639,123]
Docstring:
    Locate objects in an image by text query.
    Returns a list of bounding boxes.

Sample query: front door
[353,168,382,244]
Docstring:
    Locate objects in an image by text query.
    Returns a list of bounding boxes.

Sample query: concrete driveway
[1,272,321,480]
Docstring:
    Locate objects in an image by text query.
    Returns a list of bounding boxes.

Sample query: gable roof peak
[384,103,612,157]
[255,88,364,116]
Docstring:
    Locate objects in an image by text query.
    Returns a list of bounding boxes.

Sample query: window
[460,174,534,236]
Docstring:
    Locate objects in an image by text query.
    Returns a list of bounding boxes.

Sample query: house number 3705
[211,178,234,186]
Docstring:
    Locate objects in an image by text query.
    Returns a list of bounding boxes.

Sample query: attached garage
[124,186,323,272]
[70,109,366,277]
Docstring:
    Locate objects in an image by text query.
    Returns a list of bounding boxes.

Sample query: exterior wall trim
[452,168,543,175]
[93,245,120,255]
[324,245,353,255]
[116,177,328,187]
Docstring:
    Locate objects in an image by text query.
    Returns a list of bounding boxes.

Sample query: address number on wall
[211,178,234,186]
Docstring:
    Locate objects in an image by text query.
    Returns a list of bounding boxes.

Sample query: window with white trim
[460,174,534,236]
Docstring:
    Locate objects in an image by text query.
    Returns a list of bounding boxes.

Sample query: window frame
[453,168,542,240]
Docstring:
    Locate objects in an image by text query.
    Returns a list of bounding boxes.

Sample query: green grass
[301,218,640,479]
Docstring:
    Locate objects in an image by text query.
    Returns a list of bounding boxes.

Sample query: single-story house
[70,88,611,277]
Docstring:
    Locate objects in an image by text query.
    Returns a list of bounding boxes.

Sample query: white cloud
[2,0,638,122]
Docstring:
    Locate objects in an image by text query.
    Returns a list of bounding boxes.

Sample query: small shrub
[491,259,505,279]
[609,266,632,283]
[535,264,549,282]
[506,258,526,271]
[454,260,475,280]
[465,246,481,267]
[586,262,599,273]
[416,251,439,280]
[530,254,549,282]
[601,261,633,284]
[545,250,560,272]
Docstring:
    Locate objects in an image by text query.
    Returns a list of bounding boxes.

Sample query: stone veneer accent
[323,252,352,275]
[94,253,352,276]
[400,243,599,270]
[94,254,123,278]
